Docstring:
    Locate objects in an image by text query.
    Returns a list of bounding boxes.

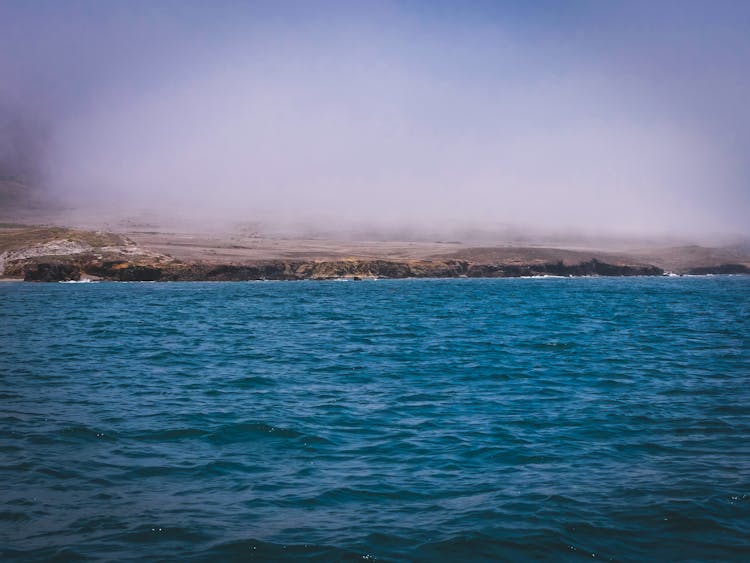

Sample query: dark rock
[686,264,749,275]
[24,262,81,282]
[83,260,162,281]
[465,259,662,278]
[112,266,163,281]
[14,255,665,282]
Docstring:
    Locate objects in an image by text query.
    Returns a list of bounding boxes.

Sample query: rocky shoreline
[18,257,671,282]
[1,225,748,282]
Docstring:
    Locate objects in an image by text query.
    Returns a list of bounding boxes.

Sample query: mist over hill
[1,1,749,243]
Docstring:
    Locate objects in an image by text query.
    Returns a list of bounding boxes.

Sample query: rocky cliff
[15,256,666,282]
[4,225,749,282]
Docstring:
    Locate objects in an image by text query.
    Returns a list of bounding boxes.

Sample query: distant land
[2,178,749,282]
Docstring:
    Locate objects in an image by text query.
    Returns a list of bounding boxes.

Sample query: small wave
[309,485,432,505]
[131,427,209,441]
[205,421,331,446]
[528,339,577,350]
[23,424,116,446]
[0,511,31,523]
[232,375,276,388]
[112,524,213,545]
[196,539,364,562]
[2,546,88,561]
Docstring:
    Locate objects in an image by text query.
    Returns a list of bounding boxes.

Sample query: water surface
[1,277,749,561]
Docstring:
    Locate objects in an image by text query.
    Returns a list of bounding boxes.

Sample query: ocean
[1,277,749,561]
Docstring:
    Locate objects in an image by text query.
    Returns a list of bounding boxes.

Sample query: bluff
[5,225,750,282]
[17,256,666,281]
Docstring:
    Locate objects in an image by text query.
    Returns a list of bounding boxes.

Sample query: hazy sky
[1,0,749,238]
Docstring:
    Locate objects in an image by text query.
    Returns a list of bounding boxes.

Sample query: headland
[1,224,748,282]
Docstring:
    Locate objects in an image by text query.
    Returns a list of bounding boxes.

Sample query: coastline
[17,258,663,282]
[9,259,750,283]
[3,274,748,285]
[2,224,749,282]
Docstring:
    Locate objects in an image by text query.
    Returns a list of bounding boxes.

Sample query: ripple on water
[1,277,749,561]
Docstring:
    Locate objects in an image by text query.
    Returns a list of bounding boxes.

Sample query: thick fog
[1,1,749,239]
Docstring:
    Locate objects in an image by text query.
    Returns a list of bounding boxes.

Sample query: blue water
[1,277,749,561]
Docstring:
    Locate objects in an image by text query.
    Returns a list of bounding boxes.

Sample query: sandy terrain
[110,229,750,272]
[123,230,466,263]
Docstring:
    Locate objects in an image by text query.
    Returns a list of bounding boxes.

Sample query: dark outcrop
[157,260,470,281]
[21,257,665,282]
[84,261,163,281]
[465,259,661,277]
[685,263,750,275]
[23,262,81,282]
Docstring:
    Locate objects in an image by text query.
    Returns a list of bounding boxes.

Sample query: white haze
[2,2,749,240]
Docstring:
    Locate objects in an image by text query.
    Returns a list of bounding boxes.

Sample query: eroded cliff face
[4,225,750,282]
[0,226,174,280]
[15,256,668,282]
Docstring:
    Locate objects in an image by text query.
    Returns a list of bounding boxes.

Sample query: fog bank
[2,1,749,240]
